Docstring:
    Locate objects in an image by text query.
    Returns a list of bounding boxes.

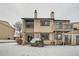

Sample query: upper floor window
[25,22,34,28]
[56,22,62,29]
[40,20,50,26]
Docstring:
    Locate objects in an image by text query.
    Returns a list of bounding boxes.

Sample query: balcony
[55,24,72,31]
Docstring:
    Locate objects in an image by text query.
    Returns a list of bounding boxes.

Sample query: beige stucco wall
[34,20,54,32]
[25,28,34,33]
[34,33,40,38]
[22,19,54,33]
[0,21,14,40]
[73,23,79,29]
[22,19,56,44]
[44,33,54,44]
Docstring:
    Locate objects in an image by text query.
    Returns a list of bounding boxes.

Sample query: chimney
[34,10,37,18]
[50,11,54,19]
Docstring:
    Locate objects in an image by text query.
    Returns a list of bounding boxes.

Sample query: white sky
[0,3,79,26]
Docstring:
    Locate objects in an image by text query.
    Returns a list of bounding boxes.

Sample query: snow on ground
[0,40,15,43]
[0,42,79,56]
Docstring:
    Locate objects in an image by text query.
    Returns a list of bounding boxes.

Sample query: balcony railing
[55,24,72,31]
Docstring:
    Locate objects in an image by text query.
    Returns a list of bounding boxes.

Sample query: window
[40,20,50,26]
[55,33,62,40]
[65,35,72,44]
[26,22,34,28]
[40,33,49,40]
[56,22,62,29]
[74,28,78,30]
[65,35,72,40]
[26,24,33,28]
[76,35,79,44]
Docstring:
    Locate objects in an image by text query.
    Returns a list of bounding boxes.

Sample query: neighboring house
[0,20,15,40]
[70,22,79,45]
[21,10,78,45]
[72,22,79,30]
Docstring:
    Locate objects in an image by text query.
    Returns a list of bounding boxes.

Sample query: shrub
[31,41,44,47]
[16,38,23,45]
[51,41,55,45]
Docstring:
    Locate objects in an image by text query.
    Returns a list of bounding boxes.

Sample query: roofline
[0,20,15,30]
[21,18,54,19]
[71,22,79,24]
[21,18,69,21]
[54,20,70,21]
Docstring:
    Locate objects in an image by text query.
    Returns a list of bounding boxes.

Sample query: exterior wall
[34,20,54,32]
[22,19,72,45]
[22,18,79,45]
[72,34,76,45]
[22,19,75,45]
[44,33,53,44]
[62,32,76,45]
[66,31,79,45]
[33,19,54,44]
[71,31,79,45]
[76,34,79,45]
[25,28,34,33]
[34,33,40,38]
[22,20,34,44]
[24,21,34,33]
[0,21,14,40]
[72,22,79,29]
[22,20,27,44]
[22,20,79,45]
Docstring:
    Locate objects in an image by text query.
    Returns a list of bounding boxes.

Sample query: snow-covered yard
[0,40,16,43]
[0,42,79,56]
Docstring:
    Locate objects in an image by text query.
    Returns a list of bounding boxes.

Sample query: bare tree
[14,21,22,32]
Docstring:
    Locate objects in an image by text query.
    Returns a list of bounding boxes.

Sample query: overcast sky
[0,3,79,26]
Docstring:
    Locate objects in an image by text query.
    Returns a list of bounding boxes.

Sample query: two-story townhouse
[22,10,54,45]
[21,10,72,45]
